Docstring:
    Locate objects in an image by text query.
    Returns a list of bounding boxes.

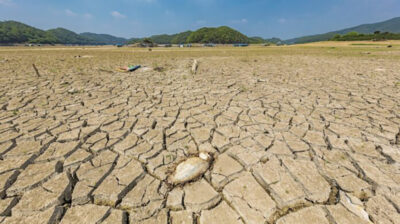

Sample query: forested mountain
[285,17,400,44]
[128,31,193,44]
[186,26,248,44]
[0,20,127,44]
[0,21,57,44]
[47,28,93,45]
[170,31,192,44]
[248,36,282,44]
[127,27,277,44]
[80,32,127,45]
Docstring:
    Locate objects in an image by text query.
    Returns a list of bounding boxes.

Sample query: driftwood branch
[191,60,198,74]
[32,64,41,77]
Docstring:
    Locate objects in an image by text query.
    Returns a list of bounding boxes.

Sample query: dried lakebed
[0,46,399,224]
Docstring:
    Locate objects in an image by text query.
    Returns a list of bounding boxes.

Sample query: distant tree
[142,38,153,44]
[141,38,155,47]
[374,31,381,34]
[345,31,359,36]
[332,34,341,40]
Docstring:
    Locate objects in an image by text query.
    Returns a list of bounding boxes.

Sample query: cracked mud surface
[0,45,399,224]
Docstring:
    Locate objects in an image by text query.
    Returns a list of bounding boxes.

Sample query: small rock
[341,191,372,223]
[168,153,211,185]
[68,88,77,94]
[199,152,210,161]
[141,67,152,72]
[375,68,385,72]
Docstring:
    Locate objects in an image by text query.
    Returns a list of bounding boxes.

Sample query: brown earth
[0,43,399,224]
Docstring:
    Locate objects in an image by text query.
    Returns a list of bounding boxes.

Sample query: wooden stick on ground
[191,60,198,74]
[32,64,41,77]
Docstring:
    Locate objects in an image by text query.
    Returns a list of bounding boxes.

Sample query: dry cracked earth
[0,46,399,224]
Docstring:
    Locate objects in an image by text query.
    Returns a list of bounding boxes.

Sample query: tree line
[331,31,400,41]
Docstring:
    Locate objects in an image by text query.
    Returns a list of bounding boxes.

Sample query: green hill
[127,37,143,44]
[337,17,400,34]
[186,26,248,44]
[265,37,282,44]
[0,20,127,45]
[171,31,192,44]
[127,27,251,45]
[80,32,127,45]
[135,31,193,44]
[248,36,282,44]
[285,17,400,44]
[47,28,93,45]
[148,34,174,44]
[248,36,265,44]
[0,21,57,44]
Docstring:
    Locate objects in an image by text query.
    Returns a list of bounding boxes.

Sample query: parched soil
[0,45,399,224]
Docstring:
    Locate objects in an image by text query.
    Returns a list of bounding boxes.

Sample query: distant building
[233,43,249,47]
[203,43,216,47]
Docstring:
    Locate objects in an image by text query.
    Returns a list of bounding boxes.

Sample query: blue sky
[1,0,400,39]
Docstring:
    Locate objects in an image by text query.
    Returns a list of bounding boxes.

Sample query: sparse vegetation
[331,31,400,41]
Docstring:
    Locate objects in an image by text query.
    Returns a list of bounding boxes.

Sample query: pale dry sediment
[0,45,399,223]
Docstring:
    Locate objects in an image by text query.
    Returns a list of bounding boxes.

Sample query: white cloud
[64,10,93,19]
[65,9,77,17]
[0,0,14,6]
[111,11,126,19]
